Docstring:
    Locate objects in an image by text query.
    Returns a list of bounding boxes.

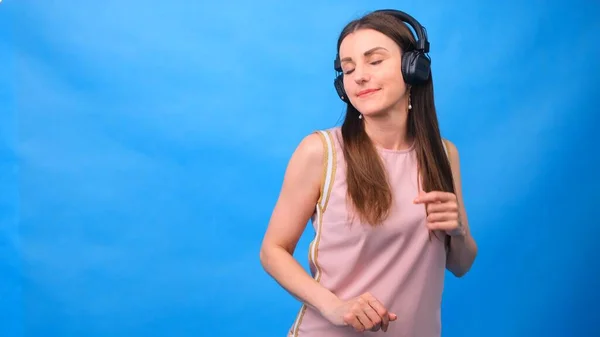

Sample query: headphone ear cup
[334,74,349,103]
[402,51,431,85]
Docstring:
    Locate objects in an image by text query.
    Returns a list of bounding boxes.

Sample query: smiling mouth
[357,89,380,97]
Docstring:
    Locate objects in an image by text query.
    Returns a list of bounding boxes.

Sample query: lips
[357,88,380,97]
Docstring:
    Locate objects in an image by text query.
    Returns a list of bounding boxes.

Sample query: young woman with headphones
[260,9,478,337]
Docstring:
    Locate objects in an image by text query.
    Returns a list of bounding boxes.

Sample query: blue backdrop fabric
[1,0,599,336]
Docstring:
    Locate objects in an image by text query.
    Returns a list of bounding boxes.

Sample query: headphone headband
[372,9,429,53]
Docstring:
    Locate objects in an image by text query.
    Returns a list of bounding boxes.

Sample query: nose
[353,65,370,84]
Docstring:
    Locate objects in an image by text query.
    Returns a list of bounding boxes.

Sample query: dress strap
[315,130,337,213]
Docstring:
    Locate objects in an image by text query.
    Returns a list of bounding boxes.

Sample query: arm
[445,140,478,277]
[259,133,340,313]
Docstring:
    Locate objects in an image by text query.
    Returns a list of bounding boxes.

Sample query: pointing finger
[414,191,454,204]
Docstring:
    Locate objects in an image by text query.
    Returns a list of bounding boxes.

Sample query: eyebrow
[340,46,388,63]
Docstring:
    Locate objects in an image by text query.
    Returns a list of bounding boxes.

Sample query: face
[338,28,408,116]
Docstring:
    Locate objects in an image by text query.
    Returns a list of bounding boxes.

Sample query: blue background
[1,0,599,336]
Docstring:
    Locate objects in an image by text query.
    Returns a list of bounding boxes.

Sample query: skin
[260,28,477,333]
[339,28,411,151]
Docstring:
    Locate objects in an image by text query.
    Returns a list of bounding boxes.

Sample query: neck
[363,103,411,151]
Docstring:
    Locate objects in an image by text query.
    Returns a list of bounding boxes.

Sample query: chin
[355,96,404,117]
[353,101,390,117]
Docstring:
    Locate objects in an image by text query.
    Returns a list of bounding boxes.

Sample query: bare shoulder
[292,132,325,169]
[443,138,460,165]
[281,131,326,191]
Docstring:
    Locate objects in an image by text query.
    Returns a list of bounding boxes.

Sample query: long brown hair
[337,12,455,241]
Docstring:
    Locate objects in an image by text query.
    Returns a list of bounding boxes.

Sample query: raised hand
[414,191,465,237]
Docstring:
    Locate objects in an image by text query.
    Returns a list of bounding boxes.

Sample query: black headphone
[333,9,431,103]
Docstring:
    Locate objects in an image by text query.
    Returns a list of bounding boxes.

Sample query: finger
[425,202,458,213]
[414,191,454,204]
[354,311,372,332]
[343,313,364,332]
[427,212,457,223]
[364,296,389,331]
[354,298,378,331]
[427,220,456,231]
[362,305,382,331]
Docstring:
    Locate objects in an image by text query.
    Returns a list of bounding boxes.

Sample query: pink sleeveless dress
[288,127,448,337]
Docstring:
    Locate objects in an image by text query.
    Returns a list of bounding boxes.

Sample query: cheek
[342,76,355,93]
[382,72,406,92]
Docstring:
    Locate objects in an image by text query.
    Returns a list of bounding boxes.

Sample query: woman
[259,9,478,337]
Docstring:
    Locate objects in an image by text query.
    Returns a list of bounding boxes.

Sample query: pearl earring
[359,114,363,119]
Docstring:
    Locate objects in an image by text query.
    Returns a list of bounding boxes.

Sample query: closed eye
[343,60,384,75]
